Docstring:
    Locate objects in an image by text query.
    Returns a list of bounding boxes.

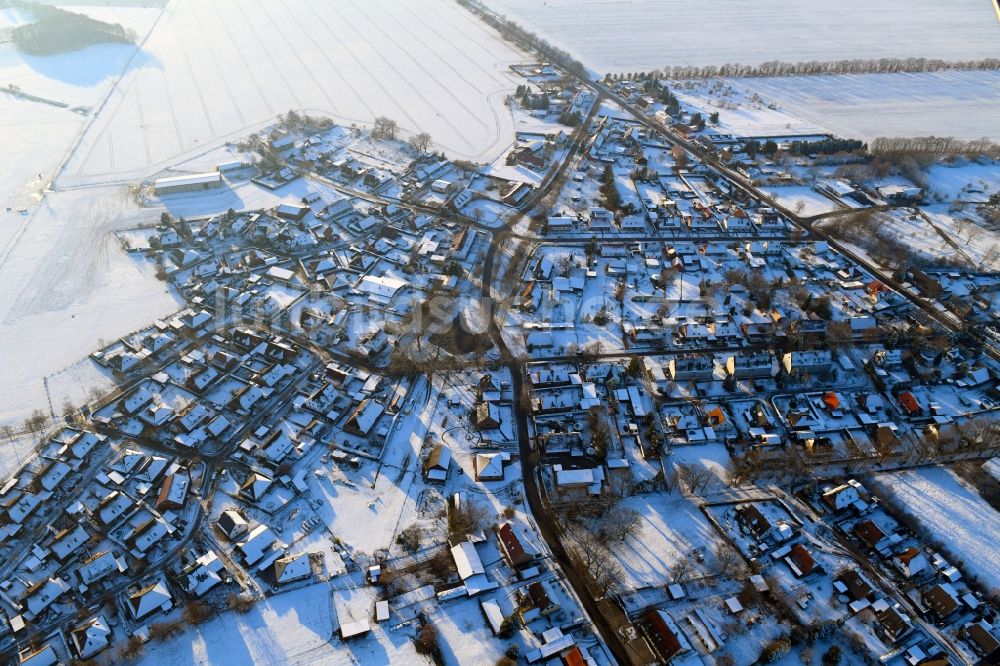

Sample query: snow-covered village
[0,1,999,666]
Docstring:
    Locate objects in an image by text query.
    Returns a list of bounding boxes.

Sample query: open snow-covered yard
[134,583,375,666]
[873,466,1000,593]
[61,0,524,184]
[611,493,724,589]
[483,0,998,72]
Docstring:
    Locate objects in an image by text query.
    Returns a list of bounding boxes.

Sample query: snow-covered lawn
[483,0,998,72]
[134,583,418,666]
[924,161,1000,202]
[760,185,840,217]
[874,466,1000,592]
[726,71,1000,143]
[612,493,724,588]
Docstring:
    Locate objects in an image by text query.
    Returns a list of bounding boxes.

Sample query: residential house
[875,603,913,644]
[496,523,534,569]
[821,479,866,512]
[217,510,249,541]
[922,584,959,620]
[639,609,690,663]
[474,453,505,481]
[273,552,312,585]
[785,544,815,578]
[70,615,111,659]
[892,547,928,579]
[127,578,173,620]
[424,445,451,483]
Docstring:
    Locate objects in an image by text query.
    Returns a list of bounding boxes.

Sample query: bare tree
[670,558,692,583]
[568,527,625,597]
[677,463,714,495]
[372,116,398,140]
[409,132,432,152]
[714,542,745,578]
[397,524,423,553]
[598,506,643,543]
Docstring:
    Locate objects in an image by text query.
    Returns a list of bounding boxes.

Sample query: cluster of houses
[826,481,1000,662]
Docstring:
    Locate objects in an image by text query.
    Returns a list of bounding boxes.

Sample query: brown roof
[735,504,772,539]
[876,606,911,642]
[562,646,586,666]
[923,585,958,618]
[497,523,532,568]
[527,582,552,611]
[424,444,448,472]
[788,544,815,576]
[640,609,682,662]
[837,570,874,602]
[967,622,1000,656]
[853,520,886,549]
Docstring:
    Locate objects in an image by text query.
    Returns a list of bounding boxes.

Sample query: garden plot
[61,0,525,185]
[672,82,824,139]
[484,0,998,73]
[873,466,1000,592]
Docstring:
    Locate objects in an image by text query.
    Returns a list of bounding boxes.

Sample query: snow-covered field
[0,186,181,443]
[483,0,999,73]
[874,466,1000,592]
[724,71,1000,143]
[0,6,161,210]
[60,0,523,185]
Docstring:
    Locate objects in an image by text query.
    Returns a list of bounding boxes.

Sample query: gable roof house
[127,578,173,620]
[822,479,866,512]
[876,604,913,644]
[519,581,560,622]
[156,471,189,511]
[965,620,1000,657]
[835,570,874,602]
[78,551,125,586]
[639,609,690,663]
[922,583,959,620]
[217,509,250,541]
[70,615,111,659]
[496,523,534,569]
[178,551,225,597]
[343,399,385,436]
[424,444,452,483]
[853,519,887,551]
[50,524,90,562]
[475,402,501,430]
[238,524,277,566]
[892,547,928,579]
[785,544,816,578]
[22,577,70,621]
[735,503,772,541]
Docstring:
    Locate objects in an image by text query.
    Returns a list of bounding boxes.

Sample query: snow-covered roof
[450,541,485,581]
